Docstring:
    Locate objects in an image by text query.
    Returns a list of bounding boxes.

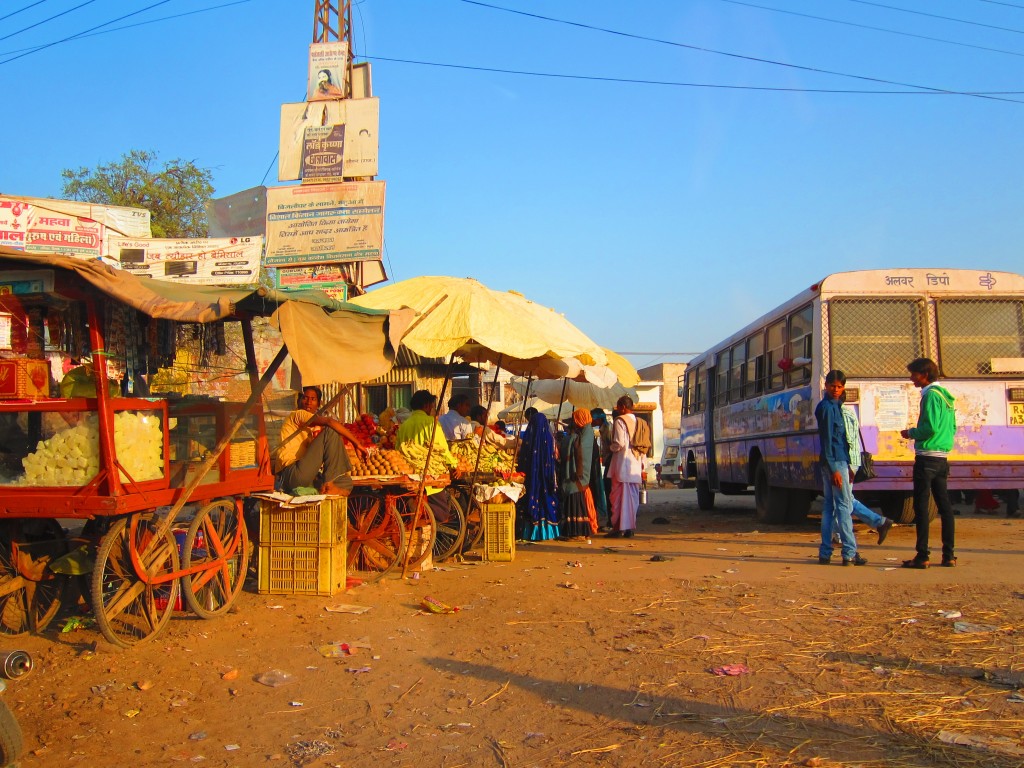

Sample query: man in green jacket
[900,358,957,569]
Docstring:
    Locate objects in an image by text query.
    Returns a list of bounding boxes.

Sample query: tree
[61,150,214,238]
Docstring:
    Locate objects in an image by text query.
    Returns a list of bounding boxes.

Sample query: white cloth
[609,413,643,483]
[439,410,473,441]
[611,480,640,531]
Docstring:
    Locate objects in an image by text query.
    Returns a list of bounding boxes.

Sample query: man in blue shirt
[814,370,866,566]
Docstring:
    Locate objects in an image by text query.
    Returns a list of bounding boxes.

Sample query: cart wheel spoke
[398,497,437,572]
[183,499,248,619]
[92,514,179,649]
[432,493,466,563]
[347,492,404,582]
[0,520,69,636]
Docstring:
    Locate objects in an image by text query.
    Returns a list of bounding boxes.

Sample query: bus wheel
[754,463,788,524]
[880,493,936,524]
[696,480,715,511]
[786,490,815,523]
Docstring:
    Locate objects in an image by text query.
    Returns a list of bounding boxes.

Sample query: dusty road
[8,488,1024,768]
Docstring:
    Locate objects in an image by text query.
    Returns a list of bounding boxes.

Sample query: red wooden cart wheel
[91,514,179,648]
[0,520,68,636]
[182,499,249,619]
[346,491,405,582]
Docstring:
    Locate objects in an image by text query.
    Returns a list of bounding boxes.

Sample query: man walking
[900,357,958,569]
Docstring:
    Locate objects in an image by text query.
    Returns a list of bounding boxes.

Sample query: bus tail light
[1008,387,1024,403]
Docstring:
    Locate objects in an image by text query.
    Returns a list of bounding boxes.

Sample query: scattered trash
[286,740,334,764]
[318,642,356,658]
[938,610,963,619]
[560,582,579,589]
[123,709,140,718]
[324,604,371,614]
[566,561,582,568]
[254,669,294,687]
[910,601,926,607]
[954,621,998,634]
[289,701,303,707]
[224,745,240,751]
[649,554,670,562]
[189,732,207,741]
[266,605,284,610]
[221,669,239,681]
[1008,692,1024,703]
[135,680,153,691]
[61,616,95,633]
[901,618,918,625]
[872,666,889,676]
[346,666,371,674]
[385,738,408,751]
[724,568,738,574]
[709,663,750,676]
[420,595,459,614]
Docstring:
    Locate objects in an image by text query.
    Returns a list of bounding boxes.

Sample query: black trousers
[913,455,956,561]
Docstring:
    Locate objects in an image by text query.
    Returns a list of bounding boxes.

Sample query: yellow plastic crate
[257,542,346,596]
[482,502,516,562]
[259,497,347,547]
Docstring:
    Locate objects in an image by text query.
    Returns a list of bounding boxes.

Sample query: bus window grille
[936,298,1024,377]
[828,298,927,378]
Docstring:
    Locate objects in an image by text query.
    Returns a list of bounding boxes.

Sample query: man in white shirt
[438,393,474,441]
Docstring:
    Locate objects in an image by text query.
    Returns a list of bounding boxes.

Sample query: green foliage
[61,149,214,238]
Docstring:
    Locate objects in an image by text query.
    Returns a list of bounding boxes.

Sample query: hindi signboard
[308,41,348,101]
[279,98,379,181]
[106,236,263,285]
[264,182,385,267]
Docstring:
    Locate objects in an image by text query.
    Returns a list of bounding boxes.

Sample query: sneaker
[843,555,868,566]
[818,557,832,565]
[940,557,957,567]
[876,519,893,546]
[623,530,635,538]
[901,557,929,569]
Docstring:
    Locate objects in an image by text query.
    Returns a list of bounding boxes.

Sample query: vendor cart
[0,248,409,648]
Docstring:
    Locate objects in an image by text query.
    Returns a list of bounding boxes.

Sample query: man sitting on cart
[276,386,368,496]
[396,389,461,523]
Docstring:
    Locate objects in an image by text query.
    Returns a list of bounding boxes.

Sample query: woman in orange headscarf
[559,408,600,539]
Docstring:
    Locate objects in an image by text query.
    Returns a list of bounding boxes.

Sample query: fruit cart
[0,248,405,647]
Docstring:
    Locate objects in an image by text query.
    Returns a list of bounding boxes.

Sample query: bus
[678,269,1024,524]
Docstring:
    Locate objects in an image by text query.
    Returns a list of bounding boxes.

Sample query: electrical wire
[454,0,1024,104]
[0,1,49,24]
[974,0,1024,9]
[841,0,1024,34]
[0,1,253,58]
[360,54,1024,96]
[0,0,171,65]
[717,0,1024,58]
[0,0,97,42]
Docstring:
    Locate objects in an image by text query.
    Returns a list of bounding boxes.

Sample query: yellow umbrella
[349,276,607,375]
[602,348,641,388]
[510,378,638,411]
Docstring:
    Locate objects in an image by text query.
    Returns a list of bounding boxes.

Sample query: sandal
[901,558,929,569]
[940,557,957,567]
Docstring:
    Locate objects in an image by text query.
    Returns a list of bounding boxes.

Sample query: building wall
[636,362,688,437]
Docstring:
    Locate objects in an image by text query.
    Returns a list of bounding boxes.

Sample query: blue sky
[2,0,1022,372]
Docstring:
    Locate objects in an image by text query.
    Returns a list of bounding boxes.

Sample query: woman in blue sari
[516,412,559,541]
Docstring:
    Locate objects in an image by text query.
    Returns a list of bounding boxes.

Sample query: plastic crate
[259,497,347,546]
[257,542,346,596]
[482,502,515,562]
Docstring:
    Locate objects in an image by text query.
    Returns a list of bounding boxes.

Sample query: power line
[0,0,171,66]
[841,0,1024,34]
[0,1,50,24]
[0,1,253,58]
[974,0,1024,9]
[361,54,1024,96]
[718,0,1024,58]
[0,0,97,43]
[455,0,1024,104]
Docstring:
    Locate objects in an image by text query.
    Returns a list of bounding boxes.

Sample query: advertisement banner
[106,236,263,285]
[275,263,354,292]
[300,124,346,183]
[308,41,348,101]
[279,98,379,181]
[5,195,150,237]
[0,198,29,250]
[25,209,104,258]
[264,182,385,267]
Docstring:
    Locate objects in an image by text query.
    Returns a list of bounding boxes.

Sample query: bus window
[829,298,926,377]
[728,341,746,401]
[744,331,765,398]
[787,305,813,386]
[694,364,705,413]
[936,298,1024,377]
[766,320,786,390]
[715,350,730,406]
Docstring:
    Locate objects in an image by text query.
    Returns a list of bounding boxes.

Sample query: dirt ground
[9,488,1024,768]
